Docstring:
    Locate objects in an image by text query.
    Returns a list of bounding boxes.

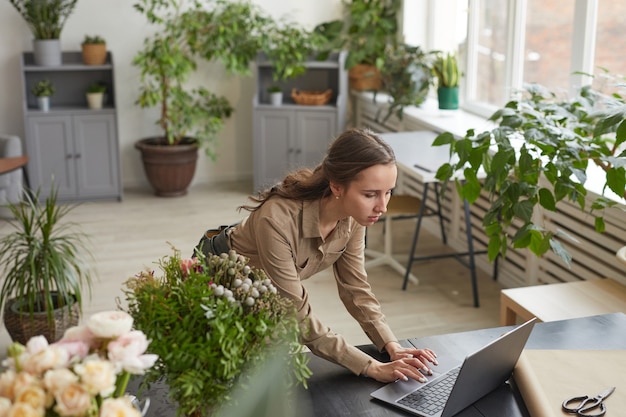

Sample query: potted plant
[434,80,626,266]
[433,51,461,110]
[132,0,324,197]
[267,85,283,106]
[122,248,310,417]
[31,79,55,112]
[0,186,94,344]
[86,82,106,109]
[81,34,107,65]
[8,0,79,66]
[342,0,401,91]
[377,42,435,121]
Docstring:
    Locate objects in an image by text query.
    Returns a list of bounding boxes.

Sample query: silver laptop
[370,318,536,417]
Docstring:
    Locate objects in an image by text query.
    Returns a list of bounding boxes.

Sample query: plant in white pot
[0,186,94,344]
[31,79,55,112]
[8,0,79,66]
[86,82,106,109]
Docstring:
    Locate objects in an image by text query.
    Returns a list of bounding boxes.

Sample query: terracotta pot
[135,137,199,197]
[348,64,382,91]
[81,43,107,65]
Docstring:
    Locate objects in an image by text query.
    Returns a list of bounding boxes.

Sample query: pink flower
[87,311,134,339]
[107,331,158,374]
[180,258,199,277]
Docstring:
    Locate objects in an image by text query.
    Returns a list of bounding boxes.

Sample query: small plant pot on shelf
[437,86,459,110]
[269,91,283,106]
[82,43,107,65]
[86,92,104,109]
[37,96,50,112]
[33,39,62,67]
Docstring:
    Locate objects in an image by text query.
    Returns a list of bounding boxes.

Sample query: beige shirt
[228,197,397,375]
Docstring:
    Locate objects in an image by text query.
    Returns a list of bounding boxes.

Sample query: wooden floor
[0,182,503,355]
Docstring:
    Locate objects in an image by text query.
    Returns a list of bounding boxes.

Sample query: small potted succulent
[432,51,461,110]
[31,79,55,112]
[267,85,283,106]
[81,34,107,65]
[86,82,107,109]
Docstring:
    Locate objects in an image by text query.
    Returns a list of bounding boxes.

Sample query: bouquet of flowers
[0,311,158,417]
[122,247,311,417]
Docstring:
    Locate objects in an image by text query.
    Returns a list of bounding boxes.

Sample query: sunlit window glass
[474,0,508,105]
[523,0,574,96]
[593,0,626,95]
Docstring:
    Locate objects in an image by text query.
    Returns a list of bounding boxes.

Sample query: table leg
[463,198,479,308]
[402,183,430,290]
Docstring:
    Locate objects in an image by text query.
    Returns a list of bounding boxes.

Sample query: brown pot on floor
[135,137,199,197]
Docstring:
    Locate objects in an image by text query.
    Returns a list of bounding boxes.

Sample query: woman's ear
[329,181,343,198]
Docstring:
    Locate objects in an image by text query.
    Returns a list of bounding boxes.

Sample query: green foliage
[8,0,78,39]
[434,81,626,266]
[133,0,326,158]
[122,248,310,417]
[87,82,106,93]
[342,0,401,70]
[377,43,435,121]
[82,34,105,44]
[31,79,55,97]
[0,186,93,328]
[433,52,460,88]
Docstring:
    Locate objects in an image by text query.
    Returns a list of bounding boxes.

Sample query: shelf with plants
[20,51,121,202]
[21,52,115,113]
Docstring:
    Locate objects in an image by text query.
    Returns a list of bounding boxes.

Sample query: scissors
[562,387,616,417]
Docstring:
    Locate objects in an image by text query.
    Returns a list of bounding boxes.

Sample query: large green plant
[123,248,309,417]
[434,82,626,265]
[8,0,78,40]
[342,0,401,70]
[133,0,325,159]
[0,187,93,329]
[378,43,435,121]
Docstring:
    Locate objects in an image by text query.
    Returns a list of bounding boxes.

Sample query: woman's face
[340,163,397,226]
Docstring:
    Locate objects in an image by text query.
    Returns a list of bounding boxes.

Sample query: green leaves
[434,81,626,266]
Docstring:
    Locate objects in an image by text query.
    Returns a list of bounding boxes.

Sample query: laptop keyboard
[397,366,461,415]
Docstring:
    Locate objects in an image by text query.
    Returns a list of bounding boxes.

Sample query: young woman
[195,128,437,383]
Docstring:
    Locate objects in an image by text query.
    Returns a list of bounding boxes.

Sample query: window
[409,0,623,116]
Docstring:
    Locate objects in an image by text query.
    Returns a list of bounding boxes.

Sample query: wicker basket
[4,295,80,344]
[291,88,333,106]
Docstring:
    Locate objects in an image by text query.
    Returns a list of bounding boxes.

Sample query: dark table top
[128,313,626,417]
[298,313,626,417]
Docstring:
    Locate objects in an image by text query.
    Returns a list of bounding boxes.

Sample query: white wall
[0,0,343,190]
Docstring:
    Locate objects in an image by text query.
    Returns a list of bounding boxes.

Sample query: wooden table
[500,278,626,325]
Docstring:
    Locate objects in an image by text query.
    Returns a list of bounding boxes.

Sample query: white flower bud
[244,297,255,306]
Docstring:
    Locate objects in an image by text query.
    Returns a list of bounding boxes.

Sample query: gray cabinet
[252,52,347,192]
[20,51,122,201]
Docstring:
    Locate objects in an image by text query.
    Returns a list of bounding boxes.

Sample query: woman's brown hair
[240,128,395,211]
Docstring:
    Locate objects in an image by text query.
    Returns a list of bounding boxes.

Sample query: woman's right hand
[366,358,433,383]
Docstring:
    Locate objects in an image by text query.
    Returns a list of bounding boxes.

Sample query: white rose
[86,311,134,339]
[25,336,48,355]
[22,346,69,375]
[6,402,42,417]
[0,397,12,416]
[14,384,49,413]
[107,331,158,374]
[43,369,78,395]
[73,356,116,397]
[100,397,141,417]
[53,382,92,417]
[0,370,16,399]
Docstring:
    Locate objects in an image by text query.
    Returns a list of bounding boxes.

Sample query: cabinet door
[295,110,337,169]
[26,115,76,200]
[73,114,120,198]
[253,109,295,192]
